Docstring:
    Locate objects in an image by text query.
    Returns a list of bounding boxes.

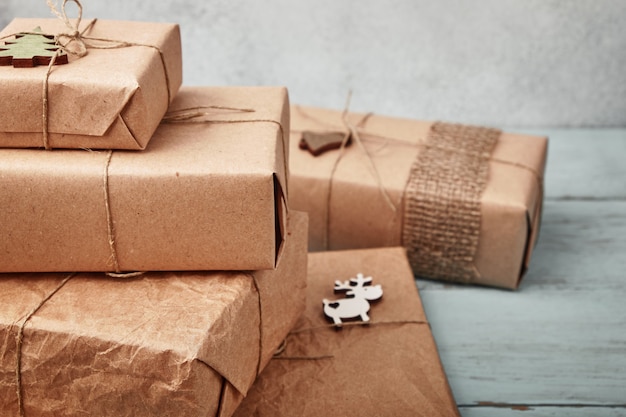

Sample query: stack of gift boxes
[0,16,547,417]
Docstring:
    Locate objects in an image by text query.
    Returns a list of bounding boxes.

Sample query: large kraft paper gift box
[0,18,182,150]
[290,106,548,289]
[0,212,308,417]
[0,86,289,273]
[234,247,459,417]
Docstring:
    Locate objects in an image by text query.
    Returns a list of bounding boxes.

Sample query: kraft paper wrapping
[0,212,308,417]
[289,106,548,289]
[0,18,182,150]
[0,86,290,273]
[234,247,459,417]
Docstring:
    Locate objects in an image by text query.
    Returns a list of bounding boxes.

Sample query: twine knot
[47,0,88,58]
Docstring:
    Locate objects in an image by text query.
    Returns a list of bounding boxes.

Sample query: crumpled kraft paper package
[0,86,289,273]
[234,247,459,417]
[289,106,548,289]
[0,212,308,417]
[0,18,182,150]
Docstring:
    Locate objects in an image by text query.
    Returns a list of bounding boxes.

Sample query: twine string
[100,150,144,277]
[288,319,429,334]
[105,271,145,279]
[14,270,144,415]
[250,275,264,377]
[102,150,121,273]
[293,105,544,194]
[161,106,290,198]
[322,98,352,250]
[47,0,82,35]
[41,51,58,150]
[163,105,255,122]
[40,1,93,148]
[162,108,287,170]
[322,93,387,249]
[341,93,397,214]
[46,0,89,57]
[273,355,335,361]
[15,273,75,417]
[273,319,429,361]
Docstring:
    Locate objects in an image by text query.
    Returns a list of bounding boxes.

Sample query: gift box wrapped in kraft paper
[0,86,289,273]
[0,17,182,150]
[0,212,307,417]
[289,106,548,289]
[234,247,459,417]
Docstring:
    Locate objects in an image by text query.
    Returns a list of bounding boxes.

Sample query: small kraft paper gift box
[234,247,459,417]
[0,86,289,273]
[0,17,182,150]
[0,212,308,417]
[290,106,548,289]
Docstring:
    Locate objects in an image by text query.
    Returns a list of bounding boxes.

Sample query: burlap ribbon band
[403,122,500,283]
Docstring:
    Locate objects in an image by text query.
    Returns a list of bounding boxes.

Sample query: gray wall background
[3,0,625,127]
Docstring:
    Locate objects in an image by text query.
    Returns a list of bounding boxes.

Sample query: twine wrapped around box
[290,105,545,286]
[3,273,267,417]
[0,87,290,273]
[2,210,308,417]
[96,104,288,274]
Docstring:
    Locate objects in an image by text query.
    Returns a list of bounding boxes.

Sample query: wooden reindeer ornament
[322,273,383,327]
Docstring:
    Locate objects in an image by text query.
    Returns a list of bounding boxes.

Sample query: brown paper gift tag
[0,18,182,150]
[0,212,308,417]
[0,86,290,273]
[289,105,548,289]
[234,247,459,417]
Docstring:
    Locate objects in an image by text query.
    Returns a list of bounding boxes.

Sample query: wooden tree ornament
[0,27,68,68]
[322,273,383,327]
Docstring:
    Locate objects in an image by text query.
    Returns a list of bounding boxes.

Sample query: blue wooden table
[418,129,626,416]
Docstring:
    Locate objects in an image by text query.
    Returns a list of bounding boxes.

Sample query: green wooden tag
[0,27,68,68]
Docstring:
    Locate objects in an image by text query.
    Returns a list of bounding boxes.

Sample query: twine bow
[46,0,90,58]
[39,0,96,149]
[317,93,398,250]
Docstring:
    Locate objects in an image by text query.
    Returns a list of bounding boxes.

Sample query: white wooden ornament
[322,273,383,327]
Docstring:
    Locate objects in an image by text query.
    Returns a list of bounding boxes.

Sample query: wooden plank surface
[418,129,626,416]
[460,407,626,417]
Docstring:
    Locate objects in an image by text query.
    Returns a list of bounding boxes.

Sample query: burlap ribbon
[402,122,500,283]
